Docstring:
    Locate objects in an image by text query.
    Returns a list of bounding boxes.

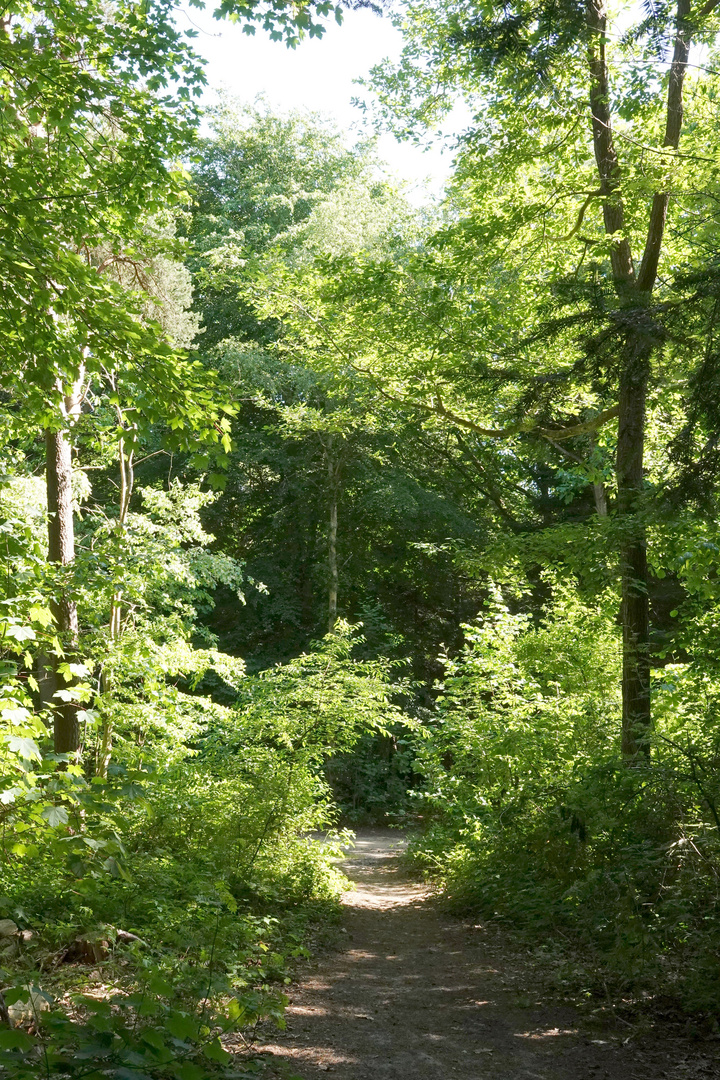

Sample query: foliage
[325,725,417,825]
[0,619,395,1071]
[0,3,421,1068]
[186,99,368,348]
[0,978,285,1080]
[409,579,720,1013]
[183,101,489,670]
[5,0,720,1054]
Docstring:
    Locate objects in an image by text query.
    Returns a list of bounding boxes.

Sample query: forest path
[257,830,716,1080]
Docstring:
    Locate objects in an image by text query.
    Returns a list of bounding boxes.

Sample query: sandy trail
[258,830,718,1080]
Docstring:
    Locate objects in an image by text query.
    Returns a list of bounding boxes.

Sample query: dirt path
[258,830,719,1080]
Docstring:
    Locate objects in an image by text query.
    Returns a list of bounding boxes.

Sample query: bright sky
[176,5,458,201]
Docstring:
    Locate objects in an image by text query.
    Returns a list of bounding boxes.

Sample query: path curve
[258,829,718,1080]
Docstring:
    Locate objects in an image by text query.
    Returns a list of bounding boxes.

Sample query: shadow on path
[256,830,718,1080]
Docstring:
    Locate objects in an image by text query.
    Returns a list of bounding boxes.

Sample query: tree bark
[616,340,652,755]
[584,0,692,756]
[544,436,609,518]
[586,0,649,753]
[327,437,339,633]
[45,426,79,754]
[328,491,338,632]
[592,481,608,518]
[97,420,135,778]
[45,373,83,756]
[585,0,635,288]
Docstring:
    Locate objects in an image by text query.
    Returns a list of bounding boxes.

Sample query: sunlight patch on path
[339,831,431,909]
[254,830,716,1080]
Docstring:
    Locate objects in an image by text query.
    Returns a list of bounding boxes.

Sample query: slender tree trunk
[97,423,135,778]
[45,427,77,611]
[328,494,338,632]
[586,0,650,753]
[327,437,339,633]
[592,480,608,518]
[97,672,113,778]
[45,424,80,755]
[616,340,652,755]
[299,519,318,628]
[544,436,608,517]
[45,370,84,755]
[109,427,133,640]
[584,0,692,755]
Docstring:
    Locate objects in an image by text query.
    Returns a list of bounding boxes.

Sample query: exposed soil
[257,830,720,1080]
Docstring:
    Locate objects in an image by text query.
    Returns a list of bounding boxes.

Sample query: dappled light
[3,0,720,1076]
[255,834,709,1080]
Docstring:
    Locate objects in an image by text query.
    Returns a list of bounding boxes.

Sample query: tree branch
[585,0,635,285]
[694,0,720,20]
[538,405,620,441]
[543,437,609,516]
[637,0,692,293]
[430,393,620,442]
[546,190,603,243]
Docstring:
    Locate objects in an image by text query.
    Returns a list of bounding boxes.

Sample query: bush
[409,584,720,1016]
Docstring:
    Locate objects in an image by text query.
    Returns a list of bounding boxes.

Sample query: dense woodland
[3,0,720,1073]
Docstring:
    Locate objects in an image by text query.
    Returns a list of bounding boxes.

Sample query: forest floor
[254,830,720,1080]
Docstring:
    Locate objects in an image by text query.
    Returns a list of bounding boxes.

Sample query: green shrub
[410,584,720,1015]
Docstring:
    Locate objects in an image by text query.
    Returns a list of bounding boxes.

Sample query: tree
[0,0,344,752]
[185,100,370,348]
[186,113,491,670]
[329,0,720,754]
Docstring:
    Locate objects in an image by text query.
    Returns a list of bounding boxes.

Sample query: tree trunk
[327,440,339,633]
[97,669,113,780]
[97,422,135,778]
[592,481,608,518]
[584,0,693,756]
[45,425,79,755]
[45,370,84,756]
[616,339,651,756]
[544,436,609,517]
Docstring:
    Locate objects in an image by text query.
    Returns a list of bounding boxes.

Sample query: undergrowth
[0,625,407,1077]
[407,583,720,1024]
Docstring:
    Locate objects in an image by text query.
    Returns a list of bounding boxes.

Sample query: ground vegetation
[4,0,720,1073]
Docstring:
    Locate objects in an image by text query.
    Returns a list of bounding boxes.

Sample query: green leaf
[120,782,146,800]
[102,856,131,881]
[53,688,76,702]
[28,604,53,628]
[6,736,41,762]
[203,1037,231,1063]
[3,624,35,642]
[0,1029,34,1051]
[42,805,69,827]
[147,975,173,997]
[166,1012,199,1041]
[171,1065,205,1080]
[139,1028,166,1051]
[136,997,161,1018]
[0,707,31,725]
[4,987,30,1006]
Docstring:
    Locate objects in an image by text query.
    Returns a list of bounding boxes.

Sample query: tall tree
[336,0,720,754]
[186,100,369,348]
[187,107,483,667]
[1,0,356,752]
